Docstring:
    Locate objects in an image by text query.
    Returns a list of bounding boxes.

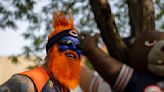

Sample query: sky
[0,30,23,55]
[0,22,30,56]
[0,0,49,56]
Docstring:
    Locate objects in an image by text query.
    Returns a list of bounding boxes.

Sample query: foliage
[0,0,163,66]
[154,0,164,31]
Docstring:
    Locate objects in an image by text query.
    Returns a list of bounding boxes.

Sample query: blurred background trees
[0,0,163,67]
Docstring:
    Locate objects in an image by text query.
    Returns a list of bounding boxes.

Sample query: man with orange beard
[0,12,81,92]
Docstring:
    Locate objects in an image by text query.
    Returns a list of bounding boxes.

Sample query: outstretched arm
[80,33,122,85]
[0,75,36,92]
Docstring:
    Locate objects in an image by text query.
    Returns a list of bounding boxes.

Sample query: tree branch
[90,0,129,63]
[127,0,155,37]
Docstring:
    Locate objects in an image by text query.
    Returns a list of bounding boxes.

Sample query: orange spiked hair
[48,11,76,40]
[46,11,79,53]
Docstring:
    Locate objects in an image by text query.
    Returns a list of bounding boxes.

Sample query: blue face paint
[58,36,81,57]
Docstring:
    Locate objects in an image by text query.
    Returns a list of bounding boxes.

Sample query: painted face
[48,36,81,89]
[58,36,81,58]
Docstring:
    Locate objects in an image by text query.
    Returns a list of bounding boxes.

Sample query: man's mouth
[65,52,76,59]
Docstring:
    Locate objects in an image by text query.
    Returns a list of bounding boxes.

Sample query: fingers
[80,32,87,37]
[79,33,99,55]
[79,33,99,41]
[79,33,88,41]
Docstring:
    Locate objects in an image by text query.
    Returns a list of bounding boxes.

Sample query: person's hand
[79,33,99,55]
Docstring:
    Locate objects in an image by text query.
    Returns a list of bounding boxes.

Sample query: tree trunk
[127,0,155,37]
[89,0,129,64]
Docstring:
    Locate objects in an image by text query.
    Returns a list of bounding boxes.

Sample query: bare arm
[0,75,36,92]
[80,33,122,85]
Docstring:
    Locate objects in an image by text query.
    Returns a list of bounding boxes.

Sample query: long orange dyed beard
[48,45,81,89]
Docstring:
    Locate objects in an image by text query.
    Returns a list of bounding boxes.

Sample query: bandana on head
[47,11,81,89]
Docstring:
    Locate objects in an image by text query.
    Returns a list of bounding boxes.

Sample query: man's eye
[59,41,66,45]
[59,41,67,45]
[66,40,73,45]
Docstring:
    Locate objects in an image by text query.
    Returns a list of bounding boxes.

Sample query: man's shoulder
[13,74,33,81]
[0,74,36,92]
[19,67,50,92]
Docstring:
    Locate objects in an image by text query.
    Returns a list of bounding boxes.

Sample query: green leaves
[33,37,44,51]
[6,20,17,29]
[154,0,164,31]
[9,55,19,64]
[14,0,35,14]
[0,0,163,66]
